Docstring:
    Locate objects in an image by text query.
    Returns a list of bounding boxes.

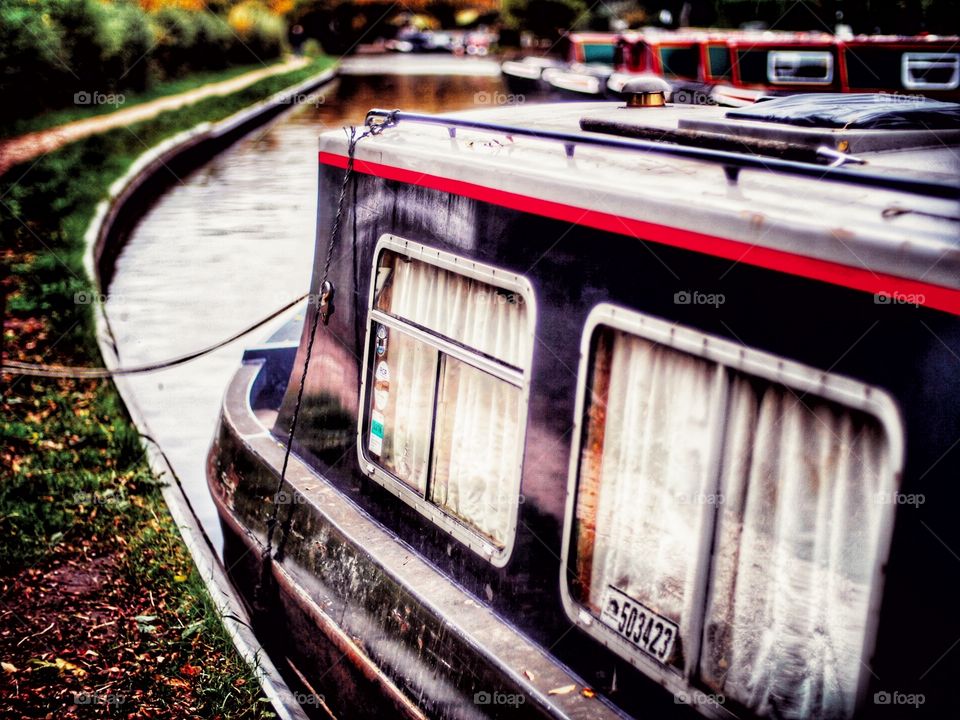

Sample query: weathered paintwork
[209,100,960,719]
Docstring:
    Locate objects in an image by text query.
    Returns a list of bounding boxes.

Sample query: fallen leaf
[54,657,87,677]
[582,688,596,698]
[522,669,535,682]
[548,684,576,696]
[1,662,17,673]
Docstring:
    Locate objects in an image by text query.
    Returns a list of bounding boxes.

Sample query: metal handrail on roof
[364,108,960,201]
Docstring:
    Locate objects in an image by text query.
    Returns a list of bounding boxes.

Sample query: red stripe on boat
[319,151,960,316]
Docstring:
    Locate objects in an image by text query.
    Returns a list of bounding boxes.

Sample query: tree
[502,0,589,39]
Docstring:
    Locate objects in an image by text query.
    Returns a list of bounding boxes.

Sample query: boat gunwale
[213,360,633,720]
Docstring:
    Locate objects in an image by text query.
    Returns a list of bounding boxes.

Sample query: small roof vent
[726,93,960,130]
[620,76,671,108]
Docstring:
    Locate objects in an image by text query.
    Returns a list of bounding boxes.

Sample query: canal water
[105,58,506,552]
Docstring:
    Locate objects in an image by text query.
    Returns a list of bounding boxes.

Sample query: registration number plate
[599,586,678,666]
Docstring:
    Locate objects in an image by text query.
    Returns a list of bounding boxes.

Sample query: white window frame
[767,49,834,85]
[356,234,536,567]
[559,303,904,717]
[902,52,960,90]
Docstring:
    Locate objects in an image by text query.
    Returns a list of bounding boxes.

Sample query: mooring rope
[2,293,309,379]
[253,118,391,609]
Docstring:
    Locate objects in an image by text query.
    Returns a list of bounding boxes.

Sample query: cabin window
[658,45,699,79]
[844,47,902,90]
[582,43,616,65]
[706,45,732,80]
[901,52,959,90]
[571,329,720,672]
[360,237,533,563]
[563,306,902,719]
[767,50,834,85]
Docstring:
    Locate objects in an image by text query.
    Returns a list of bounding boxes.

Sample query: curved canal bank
[84,64,340,720]
[93,54,507,717]
[2,57,338,720]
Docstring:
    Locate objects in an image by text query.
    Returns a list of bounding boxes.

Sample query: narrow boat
[208,89,960,719]
[501,55,564,94]
[708,31,960,105]
[508,28,960,105]
[502,32,618,97]
[609,29,960,105]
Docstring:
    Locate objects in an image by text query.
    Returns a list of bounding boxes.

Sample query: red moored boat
[510,29,960,105]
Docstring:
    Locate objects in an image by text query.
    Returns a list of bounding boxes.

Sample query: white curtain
[700,376,890,720]
[584,331,719,668]
[373,252,527,542]
[378,256,529,368]
[430,358,521,547]
[374,329,437,494]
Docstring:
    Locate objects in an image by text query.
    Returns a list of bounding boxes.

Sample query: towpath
[0,56,308,176]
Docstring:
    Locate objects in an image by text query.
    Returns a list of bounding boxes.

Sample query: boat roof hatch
[725,93,960,130]
[579,93,960,162]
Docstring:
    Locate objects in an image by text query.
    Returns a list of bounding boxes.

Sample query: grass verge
[0,54,335,718]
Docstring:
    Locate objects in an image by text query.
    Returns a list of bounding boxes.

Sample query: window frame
[356,234,536,567]
[901,51,960,91]
[766,49,835,85]
[657,43,700,80]
[559,303,904,715]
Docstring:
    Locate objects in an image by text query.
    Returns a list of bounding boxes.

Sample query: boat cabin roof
[318,97,960,312]
[613,28,960,46]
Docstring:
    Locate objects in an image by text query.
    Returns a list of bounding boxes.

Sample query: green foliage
[0,0,289,132]
[301,38,323,57]
[502,0,589,37]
